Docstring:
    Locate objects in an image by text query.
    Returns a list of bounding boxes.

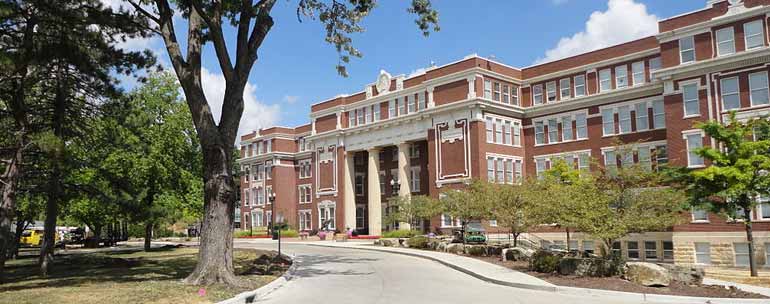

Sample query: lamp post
[389,179,400,230]
[269,192,281,257]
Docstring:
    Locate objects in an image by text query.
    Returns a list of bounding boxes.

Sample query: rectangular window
[505,159,514,184]
[652,100,665,128]
[602,108,615,135]
[644,241,658,260]
[734,243,750,266]
[663,241,674,260]
[546,81,557,102]
[604,150,617,174]
[348,111,356,127]
[578,153,590,171]
[243,190,250,207]
[655,145,669,169]
[511,85,519,105]
[299,210,312,231]
[298,185,312,203]
[750,71,769,106]
[599,69,612,92]
[635,102,649,131]
[299,159,312,178]
[583,241,594,255]
[493,82,501,101]
[574,75,586,97]
[562,116,573,141]
[372,104,380,121]
[759,196,770,220]
[716,27,735,56]
[388,100,396,118]
[495,119,503,144]
[680,36,696,64]
[410,167,421,192]
[357,108,365,125]
[638,146,652,170]
[615,65,628,89]
[379,171,386,194]
[548,119,558,143]
[257,187,265,205]
[721,77,741,110]
[632,61,645,86]
[407,95,416,113]
[611,241,621,257]
[496,159,505,183]
[485,117,494,143]
[649,57,661,73]
[535,121,545,145]
[409,143,420,159]
[418,93,426,110]
[686,133,704,167]
[502,84,510,104]
[744,20,765,50]
[536,159,547,177]
[503,122,511,145]
[692,207,709,222]
[575,113,587,139]
[618,105,631,134]
[441,214,456,228]
[484,80,492,99]
[683,83,700,117]
[265,161,272,180]
[355,174,364,196]
[256,164,264,180]
[513,123,521,146]
[533,84,543,105]
[398,97,406,115]
[514,160,523,183]
[487,158,495,182]
[627,241,640,259]
[560,78,571,99]
[620,151,634,168]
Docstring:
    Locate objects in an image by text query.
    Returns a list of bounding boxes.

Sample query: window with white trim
[686,132,704,167]
[663,241,674,260]
[560,78,571,99]
[535,121,545,145]
[409,143,420,159]
[418,92,426,110]
[299,159,312,178]
[680,36,695,64]
[757,195,770,220]
[604,150,617,173]
[511,85,519,105]
[388,99,396,118]
[546,81,557,102]
[441,214,459,228]
[256,164,264,181]
[407,95,416,113]
[645,241,658,260]
[574,75,586,97]
[319,204,336,230]
[243,190,250,207]
[257,142,263,155]
[744,20,765,50]
[749,71,769,106]
[618,105,631,134]
[532,84,543,105]
[615,65,628,89]
[487,155,522,184]
[266,140,272,153]
[602,108,614,135]
[354,173,365,196]
[649,57,661,73]
[638,146,652,170]
[372,104,381,121]
[583,241,595,255]
[627,241,640,259]
[695,243,710,264]
[298,185,312,204]
[485,115,521,146]
[484,80,492,99]
[357,107,365,125]
[721,77,740,110]
[547,119,558,143]
[599,69,611,92]
[734,243,750,266]
[496,158,504,183]
[575,114,587,139]
[716,27,735,56]
[578,153,590,171]
[265,161,272,180]
[348,110,356,127]
[252,210,263,227]
[299,210,312,231]
[502,84,510,104]
[635,102,649,131]
[493,82,501,101]
[692,207,708,222]
[562,116,573,141]
[536,159,547,178]
[683,83,700,117]
[256,187,265,205]
[487,158,495,182]
[620,150,634,168]
[632,61,645,86]
[652,100,665,128]
[397,97,406,115]
[410,166,421,192]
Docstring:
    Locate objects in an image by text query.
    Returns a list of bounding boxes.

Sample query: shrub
[278,229,298,238]
[406,236,430,249]
[382,230,420,238]
[530,250,561,273]
[465,245,487,256]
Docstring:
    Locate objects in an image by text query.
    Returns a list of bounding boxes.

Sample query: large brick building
[238,0,770,268]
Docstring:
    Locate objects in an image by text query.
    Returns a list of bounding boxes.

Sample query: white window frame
[602,108,615,136]
[298,184,312,204]
[535,121,545,145]
[574,74,586,97]
[638,146,652,170]
[560,78,571,100]
[407,95,416,113]
[547,119,558,143]
[682,82,700,117]
[487,158,495,182]
[484,79,492,99]
[695,242,711,265]
[397,97,406,115]
[493,82,501,101]
[749,71,769,106]
[532,84,543,105]
[410,166,421,192]
[691,207,709,222]
[502,84,510,104]
[716,27,736,56]
[388,99,396,118]
[618,105,632,134]
[635,102,649,131]
[649,57,662,74]
[684,130,705,168]
[418,93,426,110]
[744,20,765,50]
[652,100,665,129]
[632,61,645,86]
[561,116,573,141]
[644,241,658,260]
[298,210,312,231]
[599,69,612,92]
[546,81,557,103]
[485,117,494,143]
[299,159,312,178]
[721,76,741,110]
[734,243,750,266]
[680,36,696,64]
[758,195,770,221]
[535,159,547,178]
[575,113,587,139]
[348,110,356,127]
[511,85,519,106]
[615,65,628,89]
[627,241,640,260]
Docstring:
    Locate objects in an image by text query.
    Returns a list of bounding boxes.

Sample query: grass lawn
[1,246,283,304]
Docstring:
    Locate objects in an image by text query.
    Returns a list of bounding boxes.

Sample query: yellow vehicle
[20,229,59,247]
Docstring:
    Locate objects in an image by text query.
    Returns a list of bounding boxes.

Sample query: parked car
[20,229,59,247]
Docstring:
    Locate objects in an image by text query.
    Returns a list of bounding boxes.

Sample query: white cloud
[283,95,299,104]
[534,0,658,64]
[201,68,281,138]
[551,0,569,5]
[408,67,427,78]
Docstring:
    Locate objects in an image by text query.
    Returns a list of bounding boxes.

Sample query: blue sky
[107,0,707,137]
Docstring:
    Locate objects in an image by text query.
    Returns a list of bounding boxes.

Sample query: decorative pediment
[375,70,392,94]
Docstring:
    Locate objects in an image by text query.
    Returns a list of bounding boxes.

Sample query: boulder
[486,245,503,256]
[503,247,534,261]
[623,262,671,287]
[380,239,394,247]
[373,240,382,246]
[446,243,465,254]
[436,241,448,252]
[558,258,619,277]
[658,264,704,285]
[465,245,487,256]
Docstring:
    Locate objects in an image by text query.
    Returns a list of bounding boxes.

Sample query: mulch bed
[472,256,768,299]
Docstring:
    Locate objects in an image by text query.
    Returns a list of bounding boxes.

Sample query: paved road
[236,241,648,304]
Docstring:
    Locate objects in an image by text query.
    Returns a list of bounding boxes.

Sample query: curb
[217,255,298,304]
[307,243,769,304]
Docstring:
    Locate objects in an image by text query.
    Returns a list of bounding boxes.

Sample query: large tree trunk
[565,228,571,251]
[0,145,22,278]
[744,208,758,277]
[182,135,237,286]
[9,218,28,260]
[144,222,153,251]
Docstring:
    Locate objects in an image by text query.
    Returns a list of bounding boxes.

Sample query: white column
[343,151,356,232]
[427,86,435,108]
[397,142,411,230]
[467,76,476,99]
[367,148,382,236]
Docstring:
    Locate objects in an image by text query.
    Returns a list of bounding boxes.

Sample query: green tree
[440,180,493,243]
[675,113,770,277]
[127,0,439,285]
[384,195,442,232]
[490,182,538,247]
[528,159,585,250]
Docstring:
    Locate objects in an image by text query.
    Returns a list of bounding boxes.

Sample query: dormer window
[679,36,695,64]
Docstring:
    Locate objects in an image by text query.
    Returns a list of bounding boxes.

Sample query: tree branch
[191,0,234,81]
[126,0,160,24]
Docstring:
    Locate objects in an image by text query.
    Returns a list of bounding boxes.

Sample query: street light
[268,192,281,257]
[389,179,400,230]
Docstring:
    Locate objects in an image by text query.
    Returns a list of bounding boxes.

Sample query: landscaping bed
[1,246,289,304]
[474,256,767,299]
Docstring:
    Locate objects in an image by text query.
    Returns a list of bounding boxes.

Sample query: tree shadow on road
[291,253,379,278]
